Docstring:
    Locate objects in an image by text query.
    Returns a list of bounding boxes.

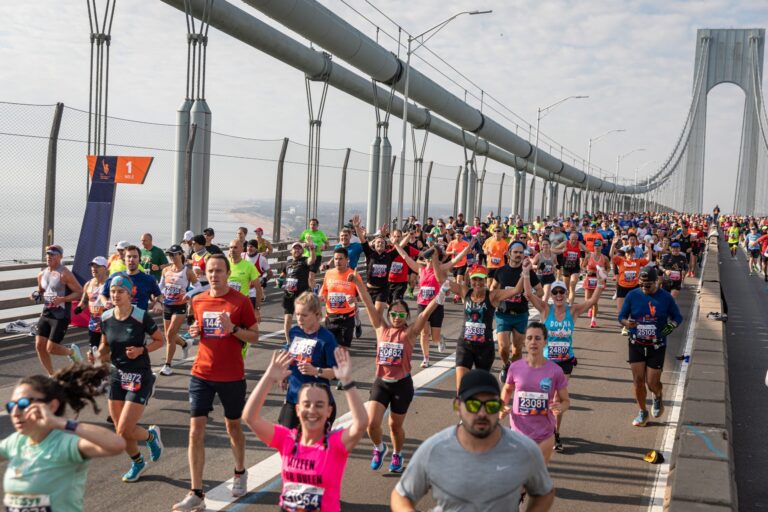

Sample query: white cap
[183,230,195,241]
[115,241,129,249]
[551,280,567,291]
[446,224,454,230]
[90,256,108,267]
[291,242,303,249]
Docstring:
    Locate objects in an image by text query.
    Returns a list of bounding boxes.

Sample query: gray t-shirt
[548,231,566,246]
[395,425,553,511]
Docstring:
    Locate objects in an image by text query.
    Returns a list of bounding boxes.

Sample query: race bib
[228,281,242,292]
[504,286,522,303]
[4,494,52,512]
[328,292,348,310]
[517,391,548,416]
[623,270,637,281]
[202,311,226,338]
[566,252,578,262]
[490,256,501,265]
[390,262,403,274]
[547,341,570,360]
[163,285,182,303]
[463,322,486,342]
[43,291,60,309]
[282,483,324,512]
[288,337,318,364]
[585,277,598,289]
[118,370,142,392]
[669,271,681,281]
[371,264,388,277]
[377,341,404,366]
[285,277,299,292]
[420,286,435,300]
[635,322,657,344]
[540,263,553,276]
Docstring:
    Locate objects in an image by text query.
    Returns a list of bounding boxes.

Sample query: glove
[660,321,678,337]
[74,305,83,315]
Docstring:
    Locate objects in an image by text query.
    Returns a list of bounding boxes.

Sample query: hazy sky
[3,0,768,213]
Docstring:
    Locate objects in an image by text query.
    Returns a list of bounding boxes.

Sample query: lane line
[647,245,707,511]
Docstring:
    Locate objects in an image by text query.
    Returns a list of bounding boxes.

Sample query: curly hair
[18,363,110,416]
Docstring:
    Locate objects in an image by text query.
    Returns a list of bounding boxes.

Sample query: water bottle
[31,291,42,304]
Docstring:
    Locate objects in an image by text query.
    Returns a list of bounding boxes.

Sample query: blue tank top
[544,305,575,361]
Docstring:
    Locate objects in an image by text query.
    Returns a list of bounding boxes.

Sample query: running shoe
[172,493,206,512]
[587,309,592,318]
[121,459,147,482]
[590,319,597,329]
[499,362,511,384]
[232,471,248,497]
[180,331,197,346]
[420,359,429,369]
[554,432,564,452]
[438,337,446,353]
[370,444,388,471]
[354,322,363,339]
[405,288,415,300]
[611,291,617,300]
[632,410,649,427]
[69,344,82,363]
[389,452,405,473]
[336,380,344,390]
[147,425,163,462]
[621,326,629,336]
[160,364,173,376]
[181,342,190,360]
[651,396,664,418]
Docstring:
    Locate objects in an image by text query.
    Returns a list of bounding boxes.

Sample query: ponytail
[18,363,109,416]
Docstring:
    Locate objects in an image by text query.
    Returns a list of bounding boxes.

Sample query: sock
[234,468,246,476]
[192,489,205,499]
[392,451,401,456]
[146,431,155,443]
[182,341,188,348]
[374,442,384,452]
[131,453,144,463]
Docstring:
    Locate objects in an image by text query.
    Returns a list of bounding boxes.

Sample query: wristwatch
[232,325,240,334]
[317,367,323,377]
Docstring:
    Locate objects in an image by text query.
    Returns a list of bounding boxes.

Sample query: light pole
[632,159,655,212]
[398,9,491,224]
[614,148,645,211]
[586,128,625,212]
[528,95,589,220]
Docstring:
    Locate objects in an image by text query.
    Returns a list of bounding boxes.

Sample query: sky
[2,0,768,214]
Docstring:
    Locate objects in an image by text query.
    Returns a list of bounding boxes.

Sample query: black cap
[458,369,500,401]
[203,227,215,236]
[192,234,206,245]
[639,265,658,281]
[165,244,184,254]
[246,239,259,247]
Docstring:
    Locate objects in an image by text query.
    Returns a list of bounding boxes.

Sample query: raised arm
[349,271,383,329]
[393,243,421,273]
[243,350,293,446]
[306,240,317,266]
[519,258,547,314]
[335,348,368,452]
[351,214,367,244]
[572,278,606,317]
[409,280,450,337]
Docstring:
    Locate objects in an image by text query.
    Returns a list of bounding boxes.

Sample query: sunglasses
[640,281,655,288]
[463,398,503,414]
[551,288,567,296]
[389,311,407,319]
[5,397,45,414]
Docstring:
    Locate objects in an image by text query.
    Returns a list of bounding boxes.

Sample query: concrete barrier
[665,237,738,511]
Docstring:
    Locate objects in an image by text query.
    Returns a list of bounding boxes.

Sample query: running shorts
[388,282,408,303]
[369,375,415,415]
[189,376,246,419]
[325,313,355,348]
[662,280,682,292]
[627,342,666,370]
[538,274,556,286]
[455,341,495,371]
[495,311,528,335]
[368,285,390,304]
[749,248,760,259]
[109,369,155,405]
[616,284,637,298]
[36,313,69,343]
[417,303,444,328]
[452,265,467,277]
[163,303,188,321]
[554,358,576,375]
[283,294,297,315]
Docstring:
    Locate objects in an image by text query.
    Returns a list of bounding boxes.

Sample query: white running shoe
[69,344,83,363]
[438,337,446,353]
[172,492,206,512]
[181,343,190,360]
[160,364,173,376]
[232,471,248,497]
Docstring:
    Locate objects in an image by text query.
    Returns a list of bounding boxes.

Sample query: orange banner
[87,156,153,184]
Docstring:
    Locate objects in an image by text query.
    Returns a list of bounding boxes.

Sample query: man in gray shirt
[391,370,554,511]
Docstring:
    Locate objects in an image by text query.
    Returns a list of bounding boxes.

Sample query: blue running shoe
[651,396,664,418]
[632,410,649,427]
[147,425,163,462]
[122,459,147,482]
[388,453,404,473]
[370,444,388,471]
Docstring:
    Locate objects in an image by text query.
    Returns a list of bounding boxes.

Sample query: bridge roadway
[0,271,698,511]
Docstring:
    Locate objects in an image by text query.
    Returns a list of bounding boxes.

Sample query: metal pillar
[466,164,477,220]
[305,63,330,224]
[411,122,429,219]
[200,100,212,229]
[496,172,505,219]
[172,99,192,241]
[518,171,527,219]
[42,103,64,258]
[182,124,197,234]
[377,131,393,228]
[454,166,463,216]
[423,161,434,222]
[273,137,289,242]
[337,148,351,234]
[458,165,469,216]
[560,185,567,218]
[367,128,381,229]
[189,99,207,233]
[476,162,487,218]
[512,170,524,218]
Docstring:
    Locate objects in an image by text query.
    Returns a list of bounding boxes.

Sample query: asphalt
[720,241,768,510]
[0,272,699,511]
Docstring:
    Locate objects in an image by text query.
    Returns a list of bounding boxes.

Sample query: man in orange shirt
[482,226,509,285]
[320,247,359,351]
[609,237,649,335]
[583,223,605,254]
[446,231,470,302]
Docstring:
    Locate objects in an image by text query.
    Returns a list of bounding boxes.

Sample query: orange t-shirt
[191,289,257,382]
[583,232,605,253]
[612,256,649,288]
[484,238,509,268]
[446,239,469,267]
[320,268,358,315]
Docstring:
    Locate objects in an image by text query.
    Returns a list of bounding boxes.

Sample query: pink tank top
[376,326,413,381]
[417,267,439,306]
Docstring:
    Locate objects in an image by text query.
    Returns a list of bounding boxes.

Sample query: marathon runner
[31,245,83,375]
[757,227,768,281]
[482,224,510,286]
[446,230,471,303]
[353,218,395,314]
[173,254,259,511]
[727,223,740,258]
[618,266,683,427]
[658,242,688,299]
[158,245,197,376]
[610,236,650,335]
[350,270,448,473]
[97,275,165,482]
[281,241,317,344]
[581,239,609,328]
[531,238,562,303]
[387,228,419,304]
[139,233,168,283]
[227,239,263,317]
[74,256,108,361]
[102,245,162,315]
[391,369,554,511]
[299,218,329,290]
[745,225,762,275]
[319,248,359,359]
[243,239,272,306]
[202,227,223,255]
[243,349,367,512]
[554,230,585,305]
[253,227,273,256]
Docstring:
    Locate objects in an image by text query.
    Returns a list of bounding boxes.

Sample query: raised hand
[265,350,293,382]
[332,347,353,385]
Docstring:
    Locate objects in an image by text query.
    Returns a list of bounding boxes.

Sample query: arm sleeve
[239,296,258,327]
[361,241,372,258]
[394,441,431,503]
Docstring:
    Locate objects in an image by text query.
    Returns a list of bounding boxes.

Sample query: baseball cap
[115,241,129,250]
[458,369,501,401]
[89,256,107,267]
[192,235,206,245]
[254,227,264,233]
[165,244,184,255]
[203,227,215,236]
[45,245,63,255]
[551,280,567,292]
[468,264,488,279]
[183,230,195,242]
[446,224,454,230]
[463,225,471,232]
[291,242,304,249]
[247,239,259,248]
[639,265,658,281]
[109,275,133,293]
[670,241,681,248]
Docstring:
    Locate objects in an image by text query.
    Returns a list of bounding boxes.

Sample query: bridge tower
[683,29,764,214]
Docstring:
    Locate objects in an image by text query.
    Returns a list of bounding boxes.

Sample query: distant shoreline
[230,211,295,241]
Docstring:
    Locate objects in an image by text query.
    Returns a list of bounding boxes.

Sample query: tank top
[376,326,412,382]
[417,267,439,306]
[544,305,575,361]
[255,238,268,254]
[463,290,494,344]
[88,283,106,333]
[161,267,190,305]
[536,252,555,278]
[563,241,580,269]
[40,264,70,317]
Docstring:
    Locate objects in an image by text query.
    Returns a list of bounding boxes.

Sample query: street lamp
[632,159,655,212]
[614,148,646,211]
[528,95,589,220]
[398,9,492,224]
[585,128,625,212]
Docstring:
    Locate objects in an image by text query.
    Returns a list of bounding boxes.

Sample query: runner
[318,248,358,361]
[235,226,248,246]
[300,218,330,289]
[227,239,264,314]
[610,236,649,335]
[390,369,554,511]
[482,225,509,286]
[350,270,448,473]
[353,218,395,315]
[658,242,688,299]
[243,239,272,307]
[387,228,419,304]
[491,241,543,383]
[1,364,125,512]
[243,349,367,512]
[189,235,211,287]
[172,254,260,511]
[281,241,317,345]
[108,241,130,275]
[97,275,165,482]
[446,230,471,303]
[158,245,198,376]
[102,245,162,314]
[253,227,273,256]
[31,245,83,376]
[618,266,683,426]
[280,292,337,429]
[202,227,223,255]
[74,256,109,361]
[757,227,768,282]
[553,230,585,305]
[139,233,169,283]
[531,238,562,303]
[581,240,609,328]
[727,223,740,258]
[745,225,762,275]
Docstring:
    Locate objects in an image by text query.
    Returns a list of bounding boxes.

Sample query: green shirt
[140,246,168,281]
[299,229,328,257]
[727,226,740,243]
[228,258,260,296]
[1,429,88,512]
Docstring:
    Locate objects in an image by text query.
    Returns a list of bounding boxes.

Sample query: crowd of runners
[4,206,755,511]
